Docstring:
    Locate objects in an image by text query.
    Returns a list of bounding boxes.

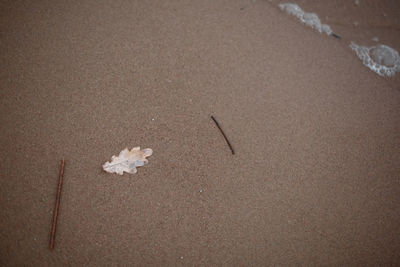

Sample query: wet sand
[1,0,399,265]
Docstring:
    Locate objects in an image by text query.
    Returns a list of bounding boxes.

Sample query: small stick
[49,159,65,250]
[331,32,341,39]
[211,115,235,155]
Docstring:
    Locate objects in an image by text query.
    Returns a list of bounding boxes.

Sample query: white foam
[279,3,332,35]
[350,42,400,77]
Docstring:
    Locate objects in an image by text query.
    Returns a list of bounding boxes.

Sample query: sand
[1,0,399,265]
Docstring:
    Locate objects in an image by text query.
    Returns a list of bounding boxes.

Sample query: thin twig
[331,32,341,39]
[211,115,235,155]
[49,159,65,250]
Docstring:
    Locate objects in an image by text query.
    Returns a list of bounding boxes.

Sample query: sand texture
[1,0,399,265]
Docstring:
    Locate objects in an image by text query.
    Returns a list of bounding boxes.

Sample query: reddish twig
[49,159,65,250]
[211,115,235,155]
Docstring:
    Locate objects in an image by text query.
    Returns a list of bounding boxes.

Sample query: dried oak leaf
[103,147,153,175]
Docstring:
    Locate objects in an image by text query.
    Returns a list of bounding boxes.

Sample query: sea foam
[350,42,400,77]
[279,3,332,35]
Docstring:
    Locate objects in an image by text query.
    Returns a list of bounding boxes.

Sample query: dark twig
[332,32,341,39]
[211,115,235,155]
[49,159,65,250]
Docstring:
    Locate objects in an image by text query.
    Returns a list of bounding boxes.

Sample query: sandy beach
[1,0,399,265]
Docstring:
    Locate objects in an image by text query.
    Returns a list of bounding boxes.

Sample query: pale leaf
[103,147,153,175]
